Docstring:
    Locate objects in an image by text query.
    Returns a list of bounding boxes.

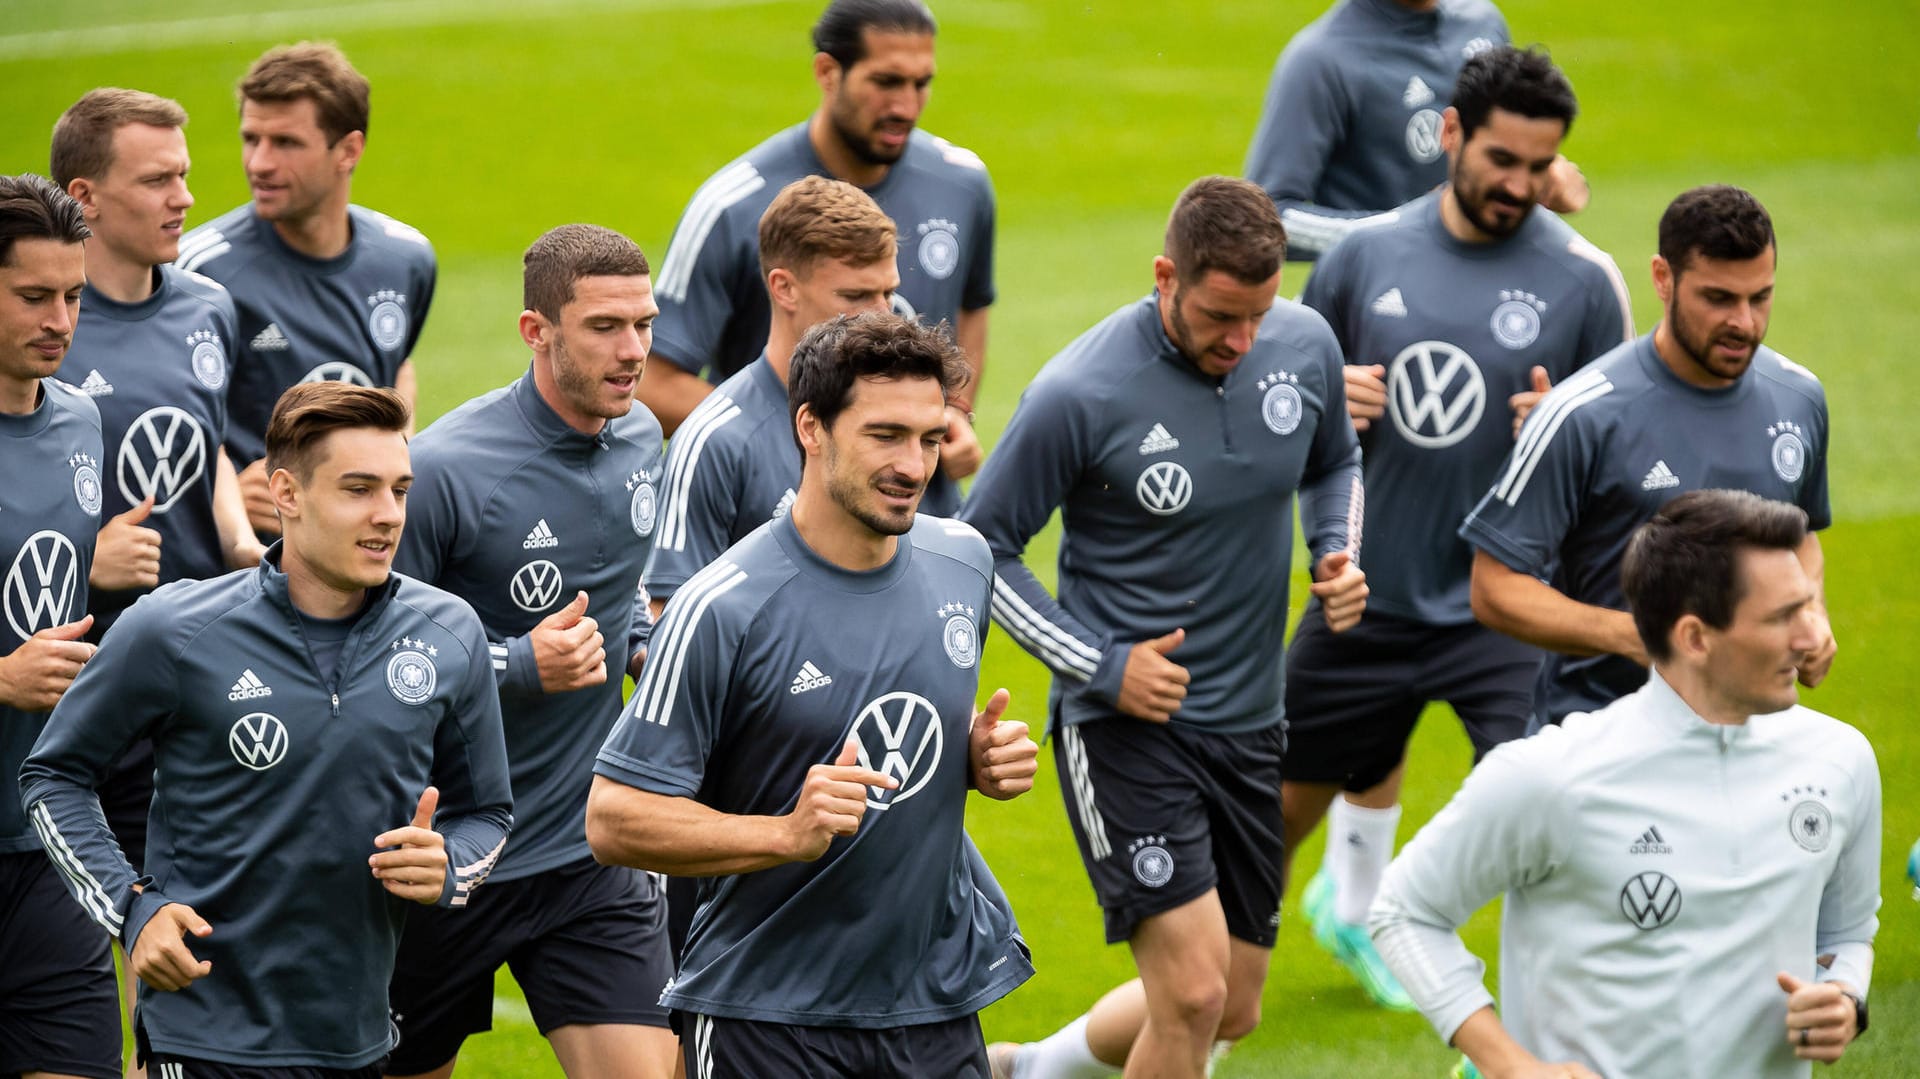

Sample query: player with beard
[640,0,993,517]
[1461,185,1835,728]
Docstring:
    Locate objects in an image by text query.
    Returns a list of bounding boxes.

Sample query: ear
[1671,612,1710,662]
[334,130,366,174]
[813,51,841,96]
[1440,107,1463,157]
[65,177,100,218]
[519,309,551,353]
[795,402,826,458]
[767,267,801,314]
[1650,255,1675,304]
[1152,255,1178,297]
[267,466,300,523]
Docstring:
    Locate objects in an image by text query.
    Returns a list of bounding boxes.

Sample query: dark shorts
[1054,715,1286,946]
[665,873,698,962]
[1283,606,1540,790]
[0,849,120,1079]
[680,1013,986,1079]
[385,857,672,1073]
[142,1056,382,1079]
[100,738,156,873]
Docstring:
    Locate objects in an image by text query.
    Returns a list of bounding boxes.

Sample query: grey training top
[399,372,663,880]
[960,296,1363,733]
[20,550,514,1068]
[1302,192,1632,623]
[1461,335,1831,725]
[1246,0,1509,260]
[0,380,102,852]
[177,204,436,464]
[596,512,1032,1027]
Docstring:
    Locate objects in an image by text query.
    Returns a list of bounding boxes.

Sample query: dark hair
[813,0,936,68]
[1164,175,1286,285]
[265,382,411,482]
[788,312,969,446]
[239,42,370,145]
[1658,185,1775,277]
[0,173,90,267]
[759,176,896,281]
[51,88,189,187]
[1451,45,1578,141]
[523,224,651,320]
[1621,489,1809,663]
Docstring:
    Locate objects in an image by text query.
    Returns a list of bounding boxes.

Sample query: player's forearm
[16,781,139,939]
[1797,532,1827,610]
[1450,1008,1547,1078]
[954,306,988,404]
[213,450,264,568]
[585,777,798,876]
[1470,550,1642,660]
[636,356,716,437]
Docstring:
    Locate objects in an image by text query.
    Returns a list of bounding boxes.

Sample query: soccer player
[642,0,992,514]
[968,177,1365,1079]
[178,42,437,537]
[0,173,113,1079]
[384,225,672,1078]
[1372,489,1878,1078]
[21,382,514,1074]
[1245,0,1588,261]
[587,313,1039,1078]
[1462,184,1834,728]
[1277,46,1633,1011]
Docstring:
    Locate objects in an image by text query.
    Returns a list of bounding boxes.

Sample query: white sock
[1204,1039,1235,1077]
[1015,1014,1117,1079]
[1325,797,1401,925]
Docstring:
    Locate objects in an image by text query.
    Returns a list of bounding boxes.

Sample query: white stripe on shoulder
[990,573,1099,680]
[1495,373,1614,506]
[1565,238,1635,343]
[175,226,227,261]
[659,394,742,551]
[1773,353,1821,384]
[638,559,750,729]
[657,162,766,303]
[177,240,232,272]
[29,801,123,934]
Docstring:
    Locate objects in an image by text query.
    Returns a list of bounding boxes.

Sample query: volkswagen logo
[849,691,944,810]
[1135,461,1193,516]
[118,406,207,511]
[1619,871,1682,930]
[5,530,80,640]
[229,712,290,771]
[510,560,564,613]
[1388,340,1486,449]
[300,362,376,387]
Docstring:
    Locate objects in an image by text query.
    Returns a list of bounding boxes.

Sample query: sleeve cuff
[502,634,542,696]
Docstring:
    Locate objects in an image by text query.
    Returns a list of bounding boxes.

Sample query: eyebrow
[338,471,413,483]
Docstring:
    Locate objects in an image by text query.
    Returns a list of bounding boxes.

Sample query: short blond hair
[240,42,370,145]
[758,176,896,282]
[51,88,188,187]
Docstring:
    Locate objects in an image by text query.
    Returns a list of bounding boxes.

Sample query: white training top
[1370,672,1880,1078]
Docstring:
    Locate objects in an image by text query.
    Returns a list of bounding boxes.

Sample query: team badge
[300,361,376,387]
[5,529,80,639]
[1768,422,1806,483]
[510,560,564,613]
[1129,836,1174,888]
[939,602,978,668]
[916,219,960,280]
[229,712,289,771]
[1405,109,1443,163]
[1618,870,1681,930]
[1490,290,1546,349]
[69,452,102,515]
[367,290,408,352]
[119,407,207,512]
[849,691,944,810]
[186,329,227,390]
[1387,340,1485,448]
[626,470,657,538]
[386,638,438,705]
[1136,461,1192,516]
[1257,371,1303,435]
[1783,785,1832,852]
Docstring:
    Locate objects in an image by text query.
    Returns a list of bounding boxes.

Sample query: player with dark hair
[178,41,437,539]
[21,381,514,1075]
[640,0,991,515]
[1276,45,1633,1010]
[1462,184,1834,728]
[588,312,1038,1078]
[970,176,1364,1079]
[0,172,114,1079]
[1374,489,1877,1078]
[382,224,673,1078]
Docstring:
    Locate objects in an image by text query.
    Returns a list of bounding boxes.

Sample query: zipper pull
[330,691,340,717]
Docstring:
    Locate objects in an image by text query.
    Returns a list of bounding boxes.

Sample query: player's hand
[0,615,96,712]
[1796,607,1837,688]
[1117,629,1189,724]
[371,787,449,905]
[1778,972,1857,1062]
[1312,551,1368,632]
[90,496,162,591]
[781,738,897,862]
[627,646,648,681]
[969,688,1037,800]
[131,902,212,991]
[236,458,280,538]
[1344,364,1387,432]
[1540,155,1591,215]
[1509,366,1553,439]
[530,591,606,693]
[939,405,984,480]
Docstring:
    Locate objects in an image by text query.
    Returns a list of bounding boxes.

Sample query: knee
[1154,972,1229,1035]
[1216,994,1262,1042]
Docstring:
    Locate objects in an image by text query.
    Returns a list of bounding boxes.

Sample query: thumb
[176,904,212,936]
[550,590,590,627]
[1318,550,1352,579]
[1147,627,1185,655]
[974,687,1011,728]
[410,786,439,831]
[121,494,157,524]
[1368,364,1386,377]
[38,614,93,641]
[1530,366,1552,395]
[835,736,862,768]
[1777,971,1806,995]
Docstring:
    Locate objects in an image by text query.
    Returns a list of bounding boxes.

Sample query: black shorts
[385,857,672,1073]
[665,873,698,962]
[138,1021,382,1079]
[1054,715,1286,947]
[100,738,156,873]
[1283,606,1540,790]
[680,1012,986,1079]
[0,849,120,1079]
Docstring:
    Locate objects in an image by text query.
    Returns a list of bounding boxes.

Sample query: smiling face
[79,122,193,267]
[240,97,360,226]
[273,425,411,599]
[819,30,935,166]
[809,373,947,538]
[1442,106,1566,240]
[0,238,87,403]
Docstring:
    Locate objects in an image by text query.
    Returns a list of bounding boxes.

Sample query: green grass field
[5,1,1917,1074]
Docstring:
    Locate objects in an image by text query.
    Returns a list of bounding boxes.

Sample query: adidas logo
[1629,825,1673,855]
[1641,460,1680,491]
[228,668,274,701]
[789,660,833,695]
[1138,423,1180,455]
[1403,76,1435,108]
[250,323,290,352]
[1370,288,1408,318]
[77,369,115,396]
[771,489,796,521]
[523,519,559,549]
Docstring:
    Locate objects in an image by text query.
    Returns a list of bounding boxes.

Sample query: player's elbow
[584,776,639,868]
[1468,551,1521,636]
